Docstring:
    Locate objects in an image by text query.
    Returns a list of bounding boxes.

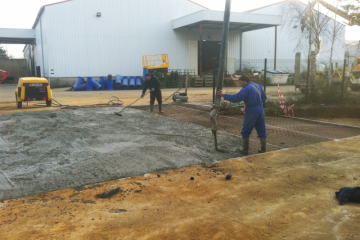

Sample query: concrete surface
[0,107,243,200]
[1,136,359,240]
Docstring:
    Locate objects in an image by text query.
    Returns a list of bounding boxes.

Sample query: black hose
[33,96,124,109]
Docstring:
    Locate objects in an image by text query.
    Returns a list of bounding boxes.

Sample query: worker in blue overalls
[217,75,267,155]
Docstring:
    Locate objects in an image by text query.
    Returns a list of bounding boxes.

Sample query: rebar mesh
[134,103,360,156]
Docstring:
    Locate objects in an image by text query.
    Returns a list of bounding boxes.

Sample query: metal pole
[39,16,45,77]
[306,55,310,103]
[239,32,243,71]
[274,26,277,70]
[341,59,346,99]
[263,58,267,108]
[213,59,216,103]
[199,23,203,77]
[215,1,231,98]
[210,0,231,151]
[306,24,312,103]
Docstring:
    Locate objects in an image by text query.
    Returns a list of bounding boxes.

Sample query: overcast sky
[1,0,359,58]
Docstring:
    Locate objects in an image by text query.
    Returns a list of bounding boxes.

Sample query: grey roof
[172,10,280,32]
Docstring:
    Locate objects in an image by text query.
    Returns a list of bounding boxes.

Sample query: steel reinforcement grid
[134,104,360,156]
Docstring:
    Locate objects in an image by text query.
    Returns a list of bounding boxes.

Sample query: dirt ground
[0,84,300,114]
[1,136,359,240]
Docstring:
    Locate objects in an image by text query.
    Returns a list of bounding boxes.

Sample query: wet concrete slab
[0,107,243,200]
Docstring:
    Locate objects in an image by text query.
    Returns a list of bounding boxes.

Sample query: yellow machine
[142,54,169,74]
[352,57,360,77]
[350,57,360,90]
[331,67,350,80]
[302,0,360,30]
[15,77,53,109]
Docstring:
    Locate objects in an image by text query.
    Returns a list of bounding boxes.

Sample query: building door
[36,66,41,77]
[199,41,221,74]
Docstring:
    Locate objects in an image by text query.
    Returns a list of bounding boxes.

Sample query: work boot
[240,137,250,156]
[159,103,164,113]
[150,104,154,113]
[258,137,266,153]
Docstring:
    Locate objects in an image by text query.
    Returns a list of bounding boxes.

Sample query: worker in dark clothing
[141,73,164,113]
[217,75,267,155]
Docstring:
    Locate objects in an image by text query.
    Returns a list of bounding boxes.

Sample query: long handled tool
[164,87,182,102]
[114,91,149,116]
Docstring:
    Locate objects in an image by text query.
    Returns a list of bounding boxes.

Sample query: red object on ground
[0,69,10,84]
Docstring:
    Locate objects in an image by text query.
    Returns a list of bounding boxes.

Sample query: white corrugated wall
[32,0,242,77]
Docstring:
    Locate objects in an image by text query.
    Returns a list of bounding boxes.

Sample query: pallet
[204,75,213,87]
[195,76,203,87]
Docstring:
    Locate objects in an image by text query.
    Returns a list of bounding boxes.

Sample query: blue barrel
[87,77,94,91]
[73,77,85,91]
[115,75,122,90]
[122,76,128,90]
[88,77,101,90]
[74,77,84,87]
[97,76,106,90]
[129,77,135,90]
[107,77,113,91]
[135,76,142,89]
[73,83,87,91]
[143,68,148,82]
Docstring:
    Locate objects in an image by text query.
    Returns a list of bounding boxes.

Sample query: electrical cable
[33,96,124,109]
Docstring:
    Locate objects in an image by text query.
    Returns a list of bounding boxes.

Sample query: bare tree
[328,1,346,75]
[0,45,11,59]
[280,0,332,87]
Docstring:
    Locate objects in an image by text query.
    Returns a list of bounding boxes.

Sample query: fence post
[341,59,347,100]
[263,58,267,108]
[306,56,310,103]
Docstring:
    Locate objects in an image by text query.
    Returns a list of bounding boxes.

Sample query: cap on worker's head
[239,75,250,82]
[108,74,113,79]
[145,73,151,77]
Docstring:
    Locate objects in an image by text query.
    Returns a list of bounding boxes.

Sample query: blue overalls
[223,81,267,138]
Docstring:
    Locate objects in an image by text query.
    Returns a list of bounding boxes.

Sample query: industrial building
[0,0,346,87]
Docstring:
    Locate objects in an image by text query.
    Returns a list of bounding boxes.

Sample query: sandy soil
[1,136,359,240]
[0,84,300,114]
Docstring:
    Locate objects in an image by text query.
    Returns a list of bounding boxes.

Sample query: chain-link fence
[134,103,360,156]
[239,59,345,73]
[151,69,195,89]
[236,58,353,103]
